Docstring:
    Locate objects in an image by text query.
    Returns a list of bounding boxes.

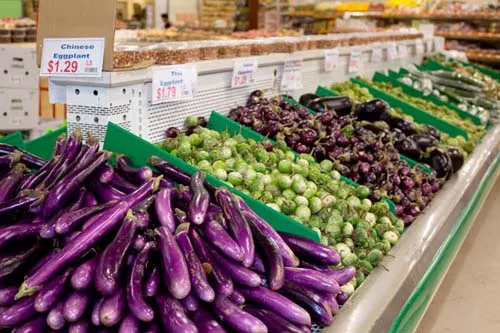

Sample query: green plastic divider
[350,78,469,139]
[25,127,67,160]
[0,131,26,149]
[390,152,500,332]
[103,122,320,242]
[372,72,483,126]
[466,62,500,82]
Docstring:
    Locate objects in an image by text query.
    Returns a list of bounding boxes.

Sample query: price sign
[415,40,424,56]
[398,43,408,59]
[348,51,361,74]
[387,42,398,60]
[435,37,445,52]
[231,59,258,88]
[426,40,434,53]
[371,43,383,63]
[152,64,197,104]
[280,59,303,91]
[40,38,105,77]
[324,49,339,72]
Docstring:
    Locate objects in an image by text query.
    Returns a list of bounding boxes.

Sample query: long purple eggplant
[0,242,42,281]
[155,187,176,233]
[252,252,265,273]
[188,171,209,225]
[148,156,191,185]
[84,192,98,207]
[98,164,115,184]
[134,210,150,229]
[279,232,340,266]
[322,294,339,315]
[176,223,214,302]
[59,202,116,235]
[127,241,155,322]
[0,163,27,203]
[116,154,153,185]
[243,306,304,333]
[71,257,98,291]
[18,178,161,298]
[67,133,99,174]
[329,266,356,286]
[244,212,283,290]
[230,290,245,305]
[133,234,147,251]
[95,210,138,295]
[211,248,261,288]
[215,188,254,267]
[238,200,299,267]
[63,291,88,322]
[91,297,104,326]
[144,267,160,297]
[0,295,36,327]
[18,157,54,191]
[119,313,140,333]
[284,267,340,295]
[0,287,16,307]
[192,306,227,333]
[12,315,47,333]
[0,223,46,249]
[0,152,22,170]
[214,295,267,333]
[90,181,125,202]
[0,143,46,168]
[109,172,137,193]
[238,286,311,326]
[181,291,199,312]
[299,260,332,273]
[46,301,65,330]
[155,226,191,299]
[204,219,243,262]
[100,289,126,327]
[69,320,89,333]
[34,267,73,313]
[155,294,198,333]
[0,191,44,217]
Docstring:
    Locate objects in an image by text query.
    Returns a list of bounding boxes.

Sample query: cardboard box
[0,44,39,89]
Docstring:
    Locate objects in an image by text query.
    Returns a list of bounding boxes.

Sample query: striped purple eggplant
[63,291,89,322]
[117,154,153,185]
[192,306,227,333]
[155,187,176,233]
[0,295,36,327]
[181,291,199,312]
[100,289,126,327]
[127,241,155,322]
[243,306,304,333]
[213,295,267,333]
[155,294,198,333]
[46,301,65,330]
[34,267,73,313]
[12,316,47,333]
[0,163,27,203]
[144,267,160,298]
[279,232,340,266]
[0,152,22,170]
[204,218,243,262]
[71,257,98,291]
[284,267,340,295]
[188,171,209,225]
[119,313,140,333]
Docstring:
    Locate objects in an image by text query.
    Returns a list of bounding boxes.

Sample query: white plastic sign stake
[398,43,408,59]
[231,58,258,88]
[371,43,383,63]
[281,59,303,91]
[40,38,105,77]
[415,40,424,56]
[324,49,339,72]
[387,42,398,60]
[48,79,66,104]
[152,64,197,104]
[348,51,361,74]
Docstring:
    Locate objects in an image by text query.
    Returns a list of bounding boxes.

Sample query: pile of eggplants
[229,91,442,225]
[0,132,355,332]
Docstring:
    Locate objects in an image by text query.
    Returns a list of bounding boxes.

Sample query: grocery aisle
[417,177,500,333]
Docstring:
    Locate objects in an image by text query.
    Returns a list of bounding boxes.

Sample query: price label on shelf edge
[398,43,408,59]
[40,38,105,77]
[371,43,383,63]
[280,59,303,91]
[348,51,361,74]
[324,49,339,72]
[415,40,424,56]
[231,58,258,88]
[152,64,197,104]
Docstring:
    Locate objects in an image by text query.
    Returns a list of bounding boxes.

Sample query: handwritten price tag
[426,40,434,53]
[398,43,408,59]
[281,59,303,91]
[371,43,383,63]
[324,49,339,72]
[387,42,398,60]
[152,64,197,104]
[415,40,424,56]
[348,51,361,74]
[232,59,258,88]
[40,38,104,77]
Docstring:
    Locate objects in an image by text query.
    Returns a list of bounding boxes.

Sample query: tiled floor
[417,177,500,333]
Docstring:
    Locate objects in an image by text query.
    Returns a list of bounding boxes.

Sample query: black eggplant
[390,118,417,136]
[355,99,390,122]
[395,138,422,160]
[298,94,318,107]
[424,125,441,140]
[446,147,464,172]
[410,134,438,151]
[428,148,453,179]
[391,128,406,144]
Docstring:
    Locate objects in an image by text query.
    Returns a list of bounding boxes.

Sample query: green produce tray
[350,78,469,139]
[466,62,500,82]
[103,122,320,242]
[0,131,25,149]
[372,72,483,126]
[25,126,67,160]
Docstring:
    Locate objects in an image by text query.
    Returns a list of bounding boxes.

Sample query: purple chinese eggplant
[144,267,160,298]
[181,291,199,312]
[119,313,140,333]
[284,267,340,295]
[0,163,27,203]
[211,248,261,288]
[192,306,227,333]
[55,201,116,235]
[155,187,176,233]
[329,266,356,286]
[279,232,340,266]
[63,291,89,322]
[127,241,155,322]
[188,171,210,225]
[69,320,89,333]
[204,219,243,262]
[0,295,36,327]
[71,257,98,291]
[12,316,47,333]
[34,267,73,313]
[0,152,21,170]
[46,301,65,330]
[0,287,16,307]
[213,295,267,333]
[100,289,126,327]
[117,154,153,185]
[243,306,304,333]
[155,294,198,333]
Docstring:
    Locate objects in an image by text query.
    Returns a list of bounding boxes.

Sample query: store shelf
[358,11,500,21]
[436,31,500,43]
[323,124,500,332]
[465,51,500,65]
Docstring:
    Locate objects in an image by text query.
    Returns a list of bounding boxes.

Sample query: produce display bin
[0,131,25,149]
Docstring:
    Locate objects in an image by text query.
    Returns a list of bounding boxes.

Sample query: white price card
[348,51,361,74]
[426,40,434,53]
[371,43,383,63]
[435,37,445,52]
[280,59,303,91]
[415,40,424,56]
[231,58,258,88]
[40,38,105,77]
[152,64,197,104]
[398,43,408,59]
[387,42,398,60]
[324,49,339,72]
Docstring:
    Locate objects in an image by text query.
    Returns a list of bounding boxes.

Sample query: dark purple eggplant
[155,187,176,233]
[238,200,299,267]
[98,164,115,184]
[69,320,89,333]
[229,290,245,305]
[0,163,27,203]
[238,286,310,326]
[355,99,389,122]
[46,301,65,330]
[391,117,417,136]
[204,219,244,262]
[148,156,191,185]
[298,93,318,108]
[189,171,210,225]
[181,291,199,312]
[328,266,356,286]
[410,134,438,150]
[280,282,332,326]
[213,295,267,333]
[12,315,47,333]
[215,188,254,267]
[211,248,261,288]
[279,232,340,266]
[424,124,440,140]
[144,267,160,298]
[90,181,125,202]
[252,252,265,273]
[109,172,137,193]
[395,138,422,160]
[176,223,214,302]
[117,154,153,185]
[284,267,339,294]
[84,192,98,207]
[0,295,36,327]
[0,223,45,249]
[0,241,42,281]
[0,152,22,170]
[299,260,332,273]
[127,241,155,322]
[155,226,191,299]
[63,291,88,322]
[34,267,73,313]
[155,294,198,333]
[427,147,453,179]
[243,306,304,333]
[55,201,116,235]
[119,313,140,333]
[336,291,349,306]
[91,297,104,326]
[95,210,138,295]
[310,96,353,116]
[446,146,464,172]
[0,143,46,169]
[0,190,44,217]
[100,289,126,327]
[192,306,228,333]
[71,257,98,291]
[0,287,16,307]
